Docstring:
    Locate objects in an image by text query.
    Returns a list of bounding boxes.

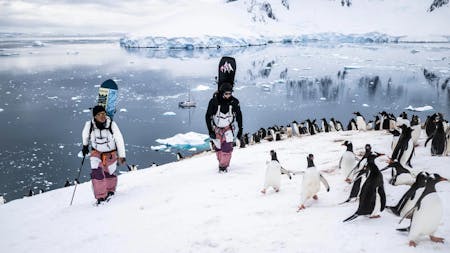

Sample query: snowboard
[97,79,118,118]
[217,56,236,91]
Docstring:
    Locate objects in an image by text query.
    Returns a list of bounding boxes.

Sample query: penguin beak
[439,177,448,182]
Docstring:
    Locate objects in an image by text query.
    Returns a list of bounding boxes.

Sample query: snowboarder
[82,105,126,204]
[205,83,243,172]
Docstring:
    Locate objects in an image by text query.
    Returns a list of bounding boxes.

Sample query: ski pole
[70,155,86,206]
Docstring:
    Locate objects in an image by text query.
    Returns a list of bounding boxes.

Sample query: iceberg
[155,132,210,151]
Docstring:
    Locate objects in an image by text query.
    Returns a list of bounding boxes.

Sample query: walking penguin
[339,141,357,183]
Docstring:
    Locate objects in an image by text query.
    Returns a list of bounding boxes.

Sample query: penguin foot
[369,215,380,219]
[345,178,352,184]
[274,188,279,193]
[409,241,416,247]
[430,235,444,243]
[261,189,266,194]
[297,205,306,212]
[313,195,318,200]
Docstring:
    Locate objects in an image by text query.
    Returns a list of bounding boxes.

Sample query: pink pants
[214,126,234,168]
[90,150,118,199]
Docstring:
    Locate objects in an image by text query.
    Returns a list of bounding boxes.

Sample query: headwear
[220,83,233,93]
[92,105,106,117]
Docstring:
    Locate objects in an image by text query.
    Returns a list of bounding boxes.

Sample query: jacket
[82,117,126,158]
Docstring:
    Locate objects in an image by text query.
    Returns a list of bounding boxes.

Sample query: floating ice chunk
[97,75,102,79]
[163,112,176,116]
[405,105,433,112]
[156,132,209,150]
[319,97,326,101]
[59,145,64,149]
[362,104,369,107]
[83,109,90,113]
[71,96,82,100]
[47,96,58,100]
[193,85,211,91]
[151,145,167,151]
[410,49,420,54]
[120,108,128,112]
[32,41,45,47]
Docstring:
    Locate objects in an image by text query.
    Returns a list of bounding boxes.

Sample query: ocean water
[0,35,449,202]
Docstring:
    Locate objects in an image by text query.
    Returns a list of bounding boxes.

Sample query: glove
[209,131,216,139]
[118,157,126,165]
[82,145,89,156]
[237,128,243,140]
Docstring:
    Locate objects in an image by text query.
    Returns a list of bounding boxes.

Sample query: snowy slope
[120,0,450,48]
[1,130,449,253]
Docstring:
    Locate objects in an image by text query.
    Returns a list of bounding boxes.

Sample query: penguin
[292,121,300,136]
[366,120,373,131]
[286,125,293,138]
[387,171,429,217]
[424,119,447,156]
[64,179,71,187]
[391,125,414,167]
[259,128,267,139]
[306,119,317,135]
[398,173,448,247]
[424,113,440,137]
[339,141,357,183]
[389,129,401,151]
[347,118,358,131]
[253,132,261,143]
[26,189,34,197]
[38,189,45,194]
[446,127,450,156]
[380,161,415,186]
[73,178,80,185]
[374,115,381,130]
[343,152,386,222]
[354,112,367,131]
[297,154,330,211]
[410,115,421,146]
[396,112,410,128]
[176,152,184,161]
[321,118,330,132]
[128,164,139,171]
[0,195,5,205]
[261,150,291,194]
[335,120,344,131]
[340,144,373,204]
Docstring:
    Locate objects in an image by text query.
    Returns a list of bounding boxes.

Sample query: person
[82,105,126,204]
[205,83,243,172]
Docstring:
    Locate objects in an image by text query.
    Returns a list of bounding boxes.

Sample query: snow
[119,0,450,48]
[0,130,449,252]
[405,105,434,112]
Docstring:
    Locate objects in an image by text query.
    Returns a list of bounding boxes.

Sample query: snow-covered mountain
[1,129,449,252]
[120,0,450,48]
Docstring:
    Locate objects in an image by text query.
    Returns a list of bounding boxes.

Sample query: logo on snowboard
[220,61,234,73]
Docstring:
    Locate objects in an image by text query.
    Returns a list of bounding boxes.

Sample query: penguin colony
[217,111,449,247]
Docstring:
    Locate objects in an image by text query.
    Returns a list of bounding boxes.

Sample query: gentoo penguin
[396,112,410,128]
[339,141,357,183]
[64,179,71,187]
[387,171,429,217]
[26,189,34,197]
[424,113,440,137]
[374,115,381,130]
[390,129,401,151]
[329,118,337,132]
[128,164,139,171]
[321,118,330,132]
[176,152,184,161]
[425,119,447,156]
[347,118,358,131]
[410,115,421,146]
[335,120,344,131]
[398,173,448,247]
[261,150,290,194]
[297,154,330,211]
[391,125,414,167]
[306,119,317,135]
[380,161,415,186]
[0,195,5,205]
[340,144,374,204]
[286,125,293,138]
[292,121,300,136]
[354,112,367,131]
[343,152,386,222]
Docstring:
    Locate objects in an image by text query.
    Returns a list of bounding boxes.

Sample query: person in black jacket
[205,83,243,172]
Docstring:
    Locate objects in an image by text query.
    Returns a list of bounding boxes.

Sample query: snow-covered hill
[1,130,449,252]
[120,0,450,48]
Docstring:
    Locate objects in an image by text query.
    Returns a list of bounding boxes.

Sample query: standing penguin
[347,118,358,131]
[339,141,357,183]
[398,173,448,247]
[391,125,414,167]
[321,118,330,132]
[343,152,386,222]
[410,115,421,146]
[354,112,367,131]
[396,112,410,128]
[387,171,429,217]
[292,121,301,136]
[390,129,401,151]
[424,119,447,156]
[261,150,292,194]
[380,161,415,186]
[297,154,330,211]
[0,194,5,205]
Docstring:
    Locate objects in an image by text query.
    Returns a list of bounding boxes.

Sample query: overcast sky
[0,0,182,34]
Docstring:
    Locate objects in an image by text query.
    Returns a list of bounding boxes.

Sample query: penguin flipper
[343,213,358,222]
[399,207,416,224]
[280,167,293,180]
[292,170,305,176]
[320,174,330,192]
[396,226,410,232]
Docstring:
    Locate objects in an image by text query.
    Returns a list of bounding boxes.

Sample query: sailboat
[178,85,196,108]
